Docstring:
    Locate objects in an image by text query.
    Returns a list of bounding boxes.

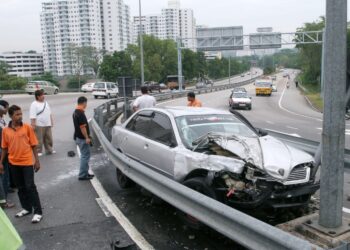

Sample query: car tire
[54,89,58,95]
[116,168,135,188]
[248,105,252,110]
[181,177,217,229]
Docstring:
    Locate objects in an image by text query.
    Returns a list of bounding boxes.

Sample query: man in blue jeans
[72,97,94,181]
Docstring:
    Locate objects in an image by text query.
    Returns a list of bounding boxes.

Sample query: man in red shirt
[0,105,43,223]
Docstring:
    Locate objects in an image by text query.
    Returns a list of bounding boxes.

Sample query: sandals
[15,209,31,218]
[0,202,15,209]
[31,214,43,224]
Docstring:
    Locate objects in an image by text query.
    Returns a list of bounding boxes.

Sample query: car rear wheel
[116,168,135,188]
[180,177,217,229]
[54,89,58,95]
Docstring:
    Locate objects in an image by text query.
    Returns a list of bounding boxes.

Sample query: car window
[126,113,152,137]
[94,82,105,89]
[148,112,176,146]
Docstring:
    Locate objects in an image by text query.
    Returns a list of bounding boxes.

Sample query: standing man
[187,92,202,107]
[73,97,94,181]
[29,90,55,156]
[132,86,156,112]
[0,100,14,209]
[1,105,43,223]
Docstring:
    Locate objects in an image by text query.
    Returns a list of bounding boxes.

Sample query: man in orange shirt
[187,92,202,107]
[0,105,43,223]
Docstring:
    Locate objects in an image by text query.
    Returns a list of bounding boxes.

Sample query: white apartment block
[41,0,131,76]
[101,0,131,51]
[132,0,196,49]
[0,52,44,77]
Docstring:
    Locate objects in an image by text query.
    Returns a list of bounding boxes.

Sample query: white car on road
[81,83,95,92]
[92,82,119,99]
[25,81,59,95]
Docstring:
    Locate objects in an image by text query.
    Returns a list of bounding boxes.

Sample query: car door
[143,112,177,177]
[120,111,176,178]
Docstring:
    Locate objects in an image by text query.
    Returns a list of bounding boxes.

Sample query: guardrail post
[319,0,347,228]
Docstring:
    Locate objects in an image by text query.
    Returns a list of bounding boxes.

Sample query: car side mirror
[257,128,268,137]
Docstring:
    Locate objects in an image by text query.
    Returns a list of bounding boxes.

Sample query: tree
[0,61,11,75]
[296,17,325,85]
[99,51,133,82]
[32,72,58,86]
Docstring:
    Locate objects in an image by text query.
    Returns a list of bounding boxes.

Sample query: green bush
[67,76,87,89]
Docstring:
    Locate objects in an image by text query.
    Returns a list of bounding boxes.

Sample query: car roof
[141,106,232,118]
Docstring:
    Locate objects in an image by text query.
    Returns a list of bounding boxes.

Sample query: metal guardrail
[91,74,350,249]
[91,118,320,250]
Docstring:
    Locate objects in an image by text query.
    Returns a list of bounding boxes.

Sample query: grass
[297,77,324,111]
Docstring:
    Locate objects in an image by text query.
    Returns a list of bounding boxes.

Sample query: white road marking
[316,128,322,130]
[266,120,274,124]
[76,146,154,250]
[286,126,298,130]
[90,174,154,250]
[290,133,302,138]
[265,129,301,138]
[343,207,350,214]
[95,198,112,217]
[278,85,322,122]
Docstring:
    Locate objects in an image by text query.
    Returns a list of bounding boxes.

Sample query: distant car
[81,82,95,93]
[25,81,59,95]
[144,81,161,93]
[195,81,206,89]
[159,83,167,90]
[283,73,289,78]
[241,74,245,77]
[272,84,277,92]
[92,82,119,99]
[232,87,247,93]
[271,75,277,81]
[229,91,252,110]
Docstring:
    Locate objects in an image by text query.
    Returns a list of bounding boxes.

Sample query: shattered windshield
[175,114,258,148]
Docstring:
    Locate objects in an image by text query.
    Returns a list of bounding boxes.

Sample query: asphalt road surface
[2,69,350,250]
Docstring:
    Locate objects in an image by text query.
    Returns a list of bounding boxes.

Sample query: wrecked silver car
[111,107,319,213]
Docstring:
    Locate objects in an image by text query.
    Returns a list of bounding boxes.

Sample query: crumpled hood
[212,134,314,181]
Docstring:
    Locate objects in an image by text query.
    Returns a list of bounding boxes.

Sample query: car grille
[287,165,307,182]
[266,165,310,185]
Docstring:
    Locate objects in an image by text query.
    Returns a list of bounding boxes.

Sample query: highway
[2,69,350,249]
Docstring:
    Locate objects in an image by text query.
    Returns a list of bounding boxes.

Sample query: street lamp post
[228,57,231,84]
[139,0,144,86]
[319,0,347,228]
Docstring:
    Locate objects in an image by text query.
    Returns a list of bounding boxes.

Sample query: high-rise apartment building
[132,0,196,49]
[0,52,44,77]
[41,0,131,76]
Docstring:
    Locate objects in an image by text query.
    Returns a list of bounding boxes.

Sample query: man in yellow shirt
[187,92,202,107]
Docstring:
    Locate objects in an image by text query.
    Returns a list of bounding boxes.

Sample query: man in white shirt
[29,90,55,156]
[133,86,156,112]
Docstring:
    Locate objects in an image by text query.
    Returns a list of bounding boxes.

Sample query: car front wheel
[181,177,217,229]
[116,168,135,188]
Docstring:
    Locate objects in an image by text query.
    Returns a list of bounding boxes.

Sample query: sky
[0,0,343,52]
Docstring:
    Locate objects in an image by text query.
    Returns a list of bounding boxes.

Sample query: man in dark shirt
[73,97,94,181]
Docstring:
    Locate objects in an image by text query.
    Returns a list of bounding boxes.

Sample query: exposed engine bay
[186,133,320,213]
